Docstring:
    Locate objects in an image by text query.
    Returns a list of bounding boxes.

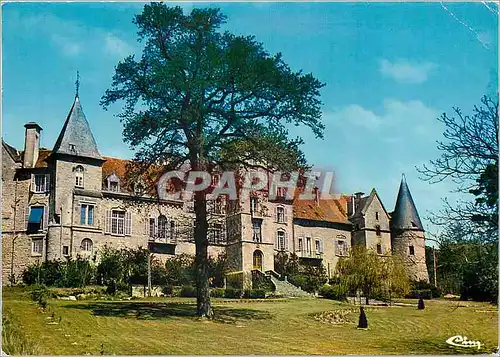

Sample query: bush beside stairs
[265,272,312,298]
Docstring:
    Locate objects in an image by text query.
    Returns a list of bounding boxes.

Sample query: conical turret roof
[390,175,424,231]
[52,95,102,160]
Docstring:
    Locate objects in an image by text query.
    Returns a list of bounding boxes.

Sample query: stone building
[2,93,429,286]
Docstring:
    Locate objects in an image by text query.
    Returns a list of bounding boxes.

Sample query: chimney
[354,191,365,200]
[23,122,42,168]
[313,187,320,206]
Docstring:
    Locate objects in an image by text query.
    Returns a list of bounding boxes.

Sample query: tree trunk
[194,189,213,318]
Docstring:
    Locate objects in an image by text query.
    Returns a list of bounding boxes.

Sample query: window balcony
[297,250,323,259]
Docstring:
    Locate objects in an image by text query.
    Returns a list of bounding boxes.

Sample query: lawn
[2,287,498,355]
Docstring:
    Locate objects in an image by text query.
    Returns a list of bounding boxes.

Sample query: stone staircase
[266,271,312,298]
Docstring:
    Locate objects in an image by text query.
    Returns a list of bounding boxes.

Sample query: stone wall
[294,222,351,278]
[391,229,429,282]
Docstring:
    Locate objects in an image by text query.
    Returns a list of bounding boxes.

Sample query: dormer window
[74,165,84,188]
[134,182,145,195]
[69,143,76,153]
[106,173,120,192]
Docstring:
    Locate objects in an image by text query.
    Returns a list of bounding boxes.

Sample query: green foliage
[336,246,410,304]
[275,252,326,293]
[180,285,197,297]
[162,285,174,296]
[225,272,244,289]
[406,281,442,299]
[208,252,228,288]
[243,289,266,299]
[251,270,274,291]
[319,284,347,301]
[29,284,51,309]
[436,228,498,302]
[22,258,96,288]
[164,254,196,286]
[100,2,325,317]
[288,264,328,293]
[2,308,39,355]
[210,288,225,298]
[224,288,243,299]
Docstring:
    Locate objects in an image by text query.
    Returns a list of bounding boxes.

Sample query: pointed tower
[47,84,105,260]
[390,175,429,282]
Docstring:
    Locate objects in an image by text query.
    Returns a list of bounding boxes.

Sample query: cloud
[51,34,82,56]
[104,33,134,58]
[6,10,135,60]
[379,59,437,84]
[327,99,439,133]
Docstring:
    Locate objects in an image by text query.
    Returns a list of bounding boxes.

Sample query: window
[375,225,381,237]
[306,237,312,253]
[276,206,285,223]
[315,239,323,254]
[111,211,125,235]
[109,181,119,192]
[211,174,220,187]
[63,246,69,256]
[409,245,415,256]
[32,239,43,255]
[158,215,168,239]
[375,212,379,220]
[27,206,46,233]
[253,250,263,271]
[80,204,94,225]
[149,218,156,238]
[252,218,262,242]
[34,174,48,193]
[74,165,84,188]
[250,197,258,214]
[298,238,303,251]
[376,244,382,255]
[336,239,347,256]
[276,187,288,199]
[210,223,224,244]
[276,231,286,250]
[106,173,121,192]
[81,238,93,252]
[170,221,176,240]
[134,183,145,195]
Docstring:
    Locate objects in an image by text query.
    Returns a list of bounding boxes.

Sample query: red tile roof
[293,189,351,225]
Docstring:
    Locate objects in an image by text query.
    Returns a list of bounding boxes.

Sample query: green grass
[2,287,497,355]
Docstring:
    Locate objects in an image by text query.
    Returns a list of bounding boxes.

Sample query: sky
[2,2,498,240]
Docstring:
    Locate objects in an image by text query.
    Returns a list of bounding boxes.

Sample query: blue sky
[2,2,498,239]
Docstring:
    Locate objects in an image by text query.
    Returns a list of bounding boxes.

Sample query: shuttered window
[32,174,50,193]
[105,210,132,236]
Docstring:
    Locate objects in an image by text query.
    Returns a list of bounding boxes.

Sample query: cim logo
[445,335,482,350]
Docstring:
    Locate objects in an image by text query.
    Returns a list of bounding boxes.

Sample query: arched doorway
[253,250,263,271]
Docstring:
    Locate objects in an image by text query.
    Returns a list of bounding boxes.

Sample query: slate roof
[52,96,102,160]
[2,140,21,162]
[352,188,391,219]
[293,189,351,225]
[390,176,424,231]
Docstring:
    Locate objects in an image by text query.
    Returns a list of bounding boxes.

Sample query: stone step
[268,275,312,298]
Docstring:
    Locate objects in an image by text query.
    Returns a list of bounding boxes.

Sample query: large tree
[101,4,324,317]
[418,95,498,241]
[418,95,498,302]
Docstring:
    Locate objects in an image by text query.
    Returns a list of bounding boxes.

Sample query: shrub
[406,281,442,299]
[243,289,266,299]
[319,284,347,301]
[224,288,242,299]
[251,270,274,291]
[210,288,225,298]
[29,284,51,309]
[225,272,243,289]
[180,285,197,297]
[162,285,173,296]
